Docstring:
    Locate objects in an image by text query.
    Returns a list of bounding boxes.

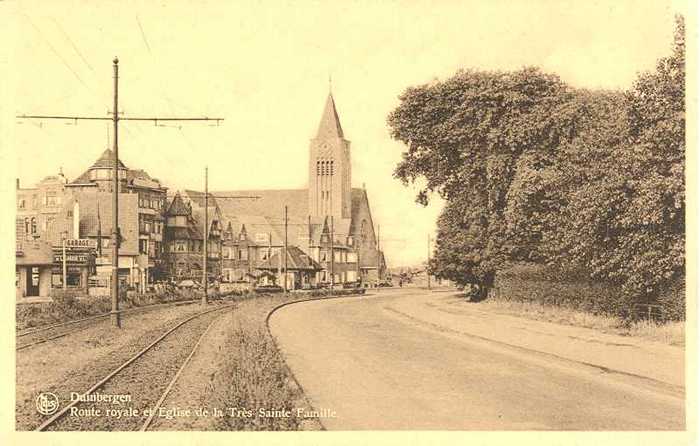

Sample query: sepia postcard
[1,1,697,445]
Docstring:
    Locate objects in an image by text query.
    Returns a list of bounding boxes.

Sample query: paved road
[269,289,685,430]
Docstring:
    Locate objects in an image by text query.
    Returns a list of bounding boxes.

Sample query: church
[164,92,387,289]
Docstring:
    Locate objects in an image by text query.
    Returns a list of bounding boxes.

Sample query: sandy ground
[269,289,685,430]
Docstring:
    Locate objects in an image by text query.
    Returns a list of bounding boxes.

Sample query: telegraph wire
[51,17,95,73]
[135,15,152,54]
[22,13,91,91]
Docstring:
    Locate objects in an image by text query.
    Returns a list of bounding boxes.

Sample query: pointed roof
[69,149,128,185]
[316,93,344,139]
[166,193,191,216]
[91,149,127,169]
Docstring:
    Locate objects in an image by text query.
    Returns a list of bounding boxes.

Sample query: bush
[493,263,648,323]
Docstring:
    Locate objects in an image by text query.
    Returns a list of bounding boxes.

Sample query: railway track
[35,302,235,431]
[16,299,199,351]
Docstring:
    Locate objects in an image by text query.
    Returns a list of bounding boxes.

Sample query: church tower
[308,93,351,219]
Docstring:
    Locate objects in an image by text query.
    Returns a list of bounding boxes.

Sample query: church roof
[215,189,309,222]
[316,93,344,139]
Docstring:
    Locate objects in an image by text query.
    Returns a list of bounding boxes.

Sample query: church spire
[316,92,344,139]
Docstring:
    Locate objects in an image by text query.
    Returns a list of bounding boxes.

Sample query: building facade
[211,92,387,288]
[16,92,387,298]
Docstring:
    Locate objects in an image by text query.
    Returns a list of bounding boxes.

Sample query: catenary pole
[16,58,224,328]
[111,58,121,327]
[427,234,431,290]
[203,167,208,305]
[377,224,380,286]
[330,215,334,290]
[284,205,288,292]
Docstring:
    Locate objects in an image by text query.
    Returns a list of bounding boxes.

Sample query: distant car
[342,281,361,289]
[377,280,393,287]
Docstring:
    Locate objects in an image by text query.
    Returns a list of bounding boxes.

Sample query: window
[347,252,357,263]
[45,192,57,206]
[347,236,354,246]
[139,239,148,254]
[171,241,186,252]
[67,270,81,287]
[30,217,37,234]
[24,218,29,235]
[44,217,55,232]
[18,199,25,209]
[320,251,327,262]
[239,249,248,260]
[102,238,110,248]
[54,269,82,287]
[334,251,342,263]
[259,249,269,261]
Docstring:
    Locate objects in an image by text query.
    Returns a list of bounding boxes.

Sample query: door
[26,267,40,296]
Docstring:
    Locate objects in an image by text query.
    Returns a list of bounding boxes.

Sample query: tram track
[16,299,199,351]
[33,303,235,431]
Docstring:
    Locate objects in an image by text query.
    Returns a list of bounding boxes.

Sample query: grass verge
[474,297,685,346]
[191,293,359,430]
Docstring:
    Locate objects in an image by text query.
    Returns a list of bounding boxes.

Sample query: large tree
[388,68,584,291]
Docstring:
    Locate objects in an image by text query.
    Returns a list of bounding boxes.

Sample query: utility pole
[16,58,223,328]
[203,166,208,306]
[376,224,381,287]
[427,234,431,290]
[283,205,288,292]
[111,59,120,327]
[62,235,67,291]
[330,215,334,290]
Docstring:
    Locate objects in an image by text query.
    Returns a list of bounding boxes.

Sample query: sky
[4,0,688,266]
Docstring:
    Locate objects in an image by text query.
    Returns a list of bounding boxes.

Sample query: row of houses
[16,92,387,300]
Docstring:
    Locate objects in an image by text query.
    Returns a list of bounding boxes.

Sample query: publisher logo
[36,392,59,416]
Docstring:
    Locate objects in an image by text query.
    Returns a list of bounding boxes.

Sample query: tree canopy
[387,16,685,307]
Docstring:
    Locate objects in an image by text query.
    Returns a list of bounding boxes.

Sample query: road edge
[265,292,371,431]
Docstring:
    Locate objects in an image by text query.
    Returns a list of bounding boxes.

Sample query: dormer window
[347,236,353,246]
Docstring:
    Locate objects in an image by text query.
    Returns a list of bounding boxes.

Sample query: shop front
[52,240,96,297]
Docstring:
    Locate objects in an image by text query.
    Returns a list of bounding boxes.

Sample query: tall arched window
[24,218,29,235]
[330,160,334,176]
[30,217,37,234]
